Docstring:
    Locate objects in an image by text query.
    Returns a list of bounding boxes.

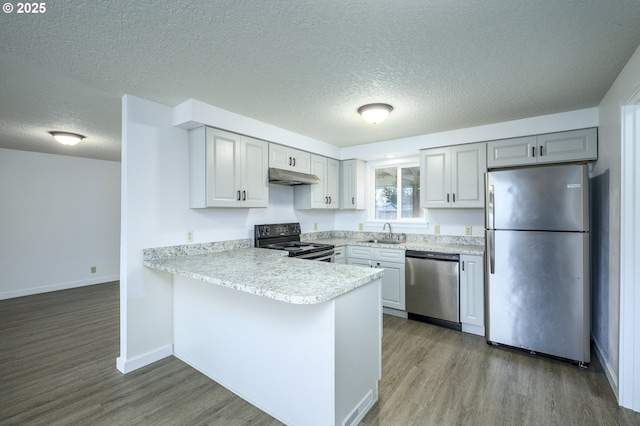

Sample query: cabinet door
[460,254,484,332]
[309,154,328,208]
[326,158,340,209]
[206,129,241,207]
[376,260,405,310]
[269,143,292,170]
[290,148,312,174]
[241,137,269,208]
[341,159,366,210]
[487,136,537,168]
[420,147,451,208]
[537,128,597,164]
[451,143,486,208]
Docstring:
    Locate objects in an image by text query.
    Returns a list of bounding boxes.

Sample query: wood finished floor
[1,282,638,425]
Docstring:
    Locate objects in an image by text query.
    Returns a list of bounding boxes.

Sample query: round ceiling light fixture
[357,103,393,124]
[49,131,85,146]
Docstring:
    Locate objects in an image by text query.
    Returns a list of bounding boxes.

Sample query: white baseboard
[116,344,173,374]
[462,323,485,336]
[592,337,618,401]
[0,275,120,300]
[382,307,408,318]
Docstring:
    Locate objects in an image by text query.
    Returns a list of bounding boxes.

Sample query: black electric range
[254,223,335,262]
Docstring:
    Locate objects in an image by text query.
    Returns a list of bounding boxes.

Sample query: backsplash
[301,230,484,246]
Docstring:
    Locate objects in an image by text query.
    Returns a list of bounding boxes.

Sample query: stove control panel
[255,223,301,239]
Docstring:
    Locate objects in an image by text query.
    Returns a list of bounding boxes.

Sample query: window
[372,163,421,221]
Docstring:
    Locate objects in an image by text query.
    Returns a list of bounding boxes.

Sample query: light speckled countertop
[144,245,383,305]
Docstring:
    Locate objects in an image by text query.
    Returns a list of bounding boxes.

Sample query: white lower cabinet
[347,246,405,311]
[459,254,485,336]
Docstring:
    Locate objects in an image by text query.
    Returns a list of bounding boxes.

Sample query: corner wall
[117,95,338,372]
[593,43,640,403]
[0,148,120,299]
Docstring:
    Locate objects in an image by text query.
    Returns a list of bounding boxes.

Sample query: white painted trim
[619,91,640,411]
[115,344,173,374]
[0,276,119,300]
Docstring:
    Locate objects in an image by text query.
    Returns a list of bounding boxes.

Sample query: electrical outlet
[90,266,96,274]
[465,225,472,235]
[358,223,364,231]
[434,224,440,234]
[186,230,193,242]
[314,223,318,231]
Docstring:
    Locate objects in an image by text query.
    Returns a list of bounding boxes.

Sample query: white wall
[594,43,640,407]
[0,148,120,299]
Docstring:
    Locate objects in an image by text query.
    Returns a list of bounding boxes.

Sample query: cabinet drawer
[375,248,405,262]
[347,246,375,259]
[334,247,346,261]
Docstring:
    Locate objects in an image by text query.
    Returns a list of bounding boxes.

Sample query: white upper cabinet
[420,142,486,208]
[341,159,366,210]
[269,143,312,174]
[487,128,597,168]
[189,127,268,208]
[294,154,340,209]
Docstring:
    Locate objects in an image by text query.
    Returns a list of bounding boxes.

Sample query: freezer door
[486,164,589,231]
[486,230,590,363]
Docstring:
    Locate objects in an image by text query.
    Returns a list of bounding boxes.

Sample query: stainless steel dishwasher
[405,251,461,329]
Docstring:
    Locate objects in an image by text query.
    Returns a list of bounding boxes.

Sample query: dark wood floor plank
[1,282,639,425]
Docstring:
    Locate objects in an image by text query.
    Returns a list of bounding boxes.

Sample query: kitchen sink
[367,239,403,245]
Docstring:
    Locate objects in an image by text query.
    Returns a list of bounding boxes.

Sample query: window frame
[367,157,425,224]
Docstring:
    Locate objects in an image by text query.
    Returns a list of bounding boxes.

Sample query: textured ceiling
[1,0,640,162]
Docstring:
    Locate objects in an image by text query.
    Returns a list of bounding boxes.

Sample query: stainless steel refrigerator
[485,164,590,365]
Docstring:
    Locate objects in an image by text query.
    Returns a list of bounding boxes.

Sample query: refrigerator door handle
[488,184,495,229]
[488,230,495,274]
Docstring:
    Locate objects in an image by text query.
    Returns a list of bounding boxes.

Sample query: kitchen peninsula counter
[144,247,383,304]
[143,240,383,426]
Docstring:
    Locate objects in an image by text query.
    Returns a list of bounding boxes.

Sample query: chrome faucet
[383,222,392,239]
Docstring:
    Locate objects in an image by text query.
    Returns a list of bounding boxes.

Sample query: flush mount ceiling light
[357,103,393,124]
[49,131,85,146]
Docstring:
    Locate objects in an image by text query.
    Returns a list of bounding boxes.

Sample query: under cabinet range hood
[268,168,320,185]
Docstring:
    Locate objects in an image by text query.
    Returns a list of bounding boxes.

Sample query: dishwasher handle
[406,250,460,262]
